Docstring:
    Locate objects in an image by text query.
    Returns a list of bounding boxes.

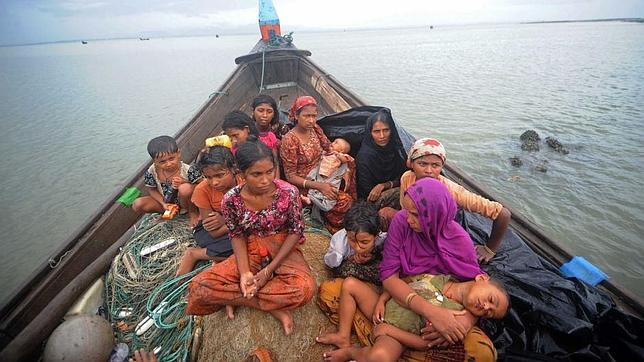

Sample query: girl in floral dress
[186,140,316,335]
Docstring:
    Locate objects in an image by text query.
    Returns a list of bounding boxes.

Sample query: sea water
[0,22,642,305]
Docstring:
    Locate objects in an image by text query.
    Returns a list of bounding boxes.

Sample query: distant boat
[81,41,88,44]
[216,34,219,38]
[430,25,434,29]
[139,37,150,41]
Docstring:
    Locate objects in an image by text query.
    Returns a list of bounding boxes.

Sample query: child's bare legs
[269,309,294,336]
[317,277,379,349]
[176,247,235,319]
[373,323,427,350]
[178,183,198,224]
[132,196,164,214]
[176,247,226,276]
[323,334,405,362]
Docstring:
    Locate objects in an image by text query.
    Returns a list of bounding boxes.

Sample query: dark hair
[223,110,259,136]
[147,135,179,159]
[252,94,279,126]
[344,201,380,236]
[489,278,511,317]
[195,145,235,172]
[366,109,394,134]
[235,140,274,172]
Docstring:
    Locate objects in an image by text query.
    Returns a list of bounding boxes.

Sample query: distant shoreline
[523,17,643,25]
[2,18,643,48]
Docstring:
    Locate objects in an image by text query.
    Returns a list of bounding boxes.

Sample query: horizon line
[1,17,642,48]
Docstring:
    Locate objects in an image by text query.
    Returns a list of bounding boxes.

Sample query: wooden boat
[1,34,643,362]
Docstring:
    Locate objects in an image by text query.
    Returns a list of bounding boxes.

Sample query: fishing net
[105,209,339,361]
[105,214,203,361]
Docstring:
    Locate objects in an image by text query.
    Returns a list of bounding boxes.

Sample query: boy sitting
[132,136,202,224]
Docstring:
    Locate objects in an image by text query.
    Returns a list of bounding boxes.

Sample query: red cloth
[288,96,317,120]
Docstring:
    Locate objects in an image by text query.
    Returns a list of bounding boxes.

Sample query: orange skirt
[186,233,316,315]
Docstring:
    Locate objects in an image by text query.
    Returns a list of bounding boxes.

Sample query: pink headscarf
[288,96,317,120]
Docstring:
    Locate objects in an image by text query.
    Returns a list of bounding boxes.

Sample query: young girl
[251,94,290,140]
[186,140,315,335]
[396,137,511,263]
[321,273,509,362]
[316,201,386,349]
[323,201,387,285]
[176,146,241,276]
[223,110,281,179]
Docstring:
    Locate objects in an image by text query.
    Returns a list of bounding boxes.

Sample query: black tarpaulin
[457,210,644,361]
[317,106,414,158]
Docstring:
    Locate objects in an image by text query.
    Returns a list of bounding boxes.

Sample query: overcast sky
[1,0,643,45]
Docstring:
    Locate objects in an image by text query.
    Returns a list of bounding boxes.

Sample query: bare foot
[225,305,235,320]
[268,309,294,335]
[322,348,355,362]
[188,212,199,229]
[316,331,351,349]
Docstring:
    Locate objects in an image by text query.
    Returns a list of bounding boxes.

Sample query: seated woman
[186,140,316,335]
[393,137,511,263]
[355,109,407,209]
[279,96,354,232]
[251,94,290,140]
[318,178,498,362]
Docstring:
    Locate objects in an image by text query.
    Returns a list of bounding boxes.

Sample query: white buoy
[43,315,114,362]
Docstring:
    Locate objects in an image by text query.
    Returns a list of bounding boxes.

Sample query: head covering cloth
[288,96,317,121]
[379,177,482,281]
[408,138,446,162]
[355,109,407,199]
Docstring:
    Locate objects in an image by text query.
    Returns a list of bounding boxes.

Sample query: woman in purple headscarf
[379,177,482,344]
[317,177,495,361]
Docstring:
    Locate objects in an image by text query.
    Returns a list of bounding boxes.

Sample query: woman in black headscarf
[355,109,407,209]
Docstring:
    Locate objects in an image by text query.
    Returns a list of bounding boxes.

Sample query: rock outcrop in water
[520,130,541,151]
[510,130,570,175]
[545,136,570,154]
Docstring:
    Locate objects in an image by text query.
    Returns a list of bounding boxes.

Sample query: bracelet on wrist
[405,292,418,308]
